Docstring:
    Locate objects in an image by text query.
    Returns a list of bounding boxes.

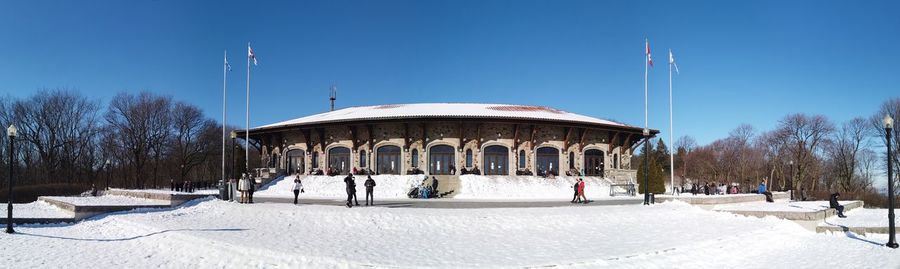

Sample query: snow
[2,201,72,219]
[111,188,220,195]
[714,200,851,212]
[41,195,172,206]
[253,103,632,131]
[5,199,899,268]
[821,208,900,228]
[454,175,611,199]
[256,175,423,199]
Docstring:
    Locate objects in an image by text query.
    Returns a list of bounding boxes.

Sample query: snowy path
[2,200,897,268]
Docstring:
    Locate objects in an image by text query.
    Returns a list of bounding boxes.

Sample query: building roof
[251,103,647,132]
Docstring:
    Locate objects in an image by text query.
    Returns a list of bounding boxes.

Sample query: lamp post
[7,124,17,234]
[789,160,794,201]
[230,131,237,180]
[643,128,650,205]
[105,159,111,190]
[884,114,897,249]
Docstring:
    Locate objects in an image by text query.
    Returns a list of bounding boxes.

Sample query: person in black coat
[431,176,440,198]
[344,174,356,208]
[570,181,579,203]
[830,192,847,218]
[364,175,376,206]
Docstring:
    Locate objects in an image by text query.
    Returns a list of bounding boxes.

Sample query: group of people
[686,182,739,196]
[225,174,254,203]
[571,178,588,203]
[170,179,198,193]
[343,174,377,207]
[407,176,440,199]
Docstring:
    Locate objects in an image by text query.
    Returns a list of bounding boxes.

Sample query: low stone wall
[719,201,864,221]
[37,196,173,219]
[658,192,790,205]
[105,189,216,205]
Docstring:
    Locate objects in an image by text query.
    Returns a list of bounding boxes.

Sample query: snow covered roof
[252,103,645,132]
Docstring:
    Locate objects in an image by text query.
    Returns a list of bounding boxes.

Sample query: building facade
[245,103,656,183]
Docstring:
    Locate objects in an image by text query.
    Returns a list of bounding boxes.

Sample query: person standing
[431,176,440,198]
[292,178,304,205]
[344,174,356,208]
[238,174,249,203]
[248,178,255,203]
[577,178,587,204]
[170,179,176,191]
[571,180,579,203]
[365,175,376,206]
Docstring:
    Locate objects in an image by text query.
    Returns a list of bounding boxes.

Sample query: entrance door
[376,145,402,174]
[328,147,351,175]
[584,149,605,176]
[483,145,509,175]
[535,147,559,176]
[285,149,305,174]
[429,145,455,175]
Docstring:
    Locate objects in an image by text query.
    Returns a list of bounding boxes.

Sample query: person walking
[365,175,376,206]
[344,174,356,208]
[292,178,304,205]
[577,178,587,204]
[571,180,579,203]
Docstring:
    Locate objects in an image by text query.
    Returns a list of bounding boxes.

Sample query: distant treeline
[0,89,258,197]
[635,97,899,206]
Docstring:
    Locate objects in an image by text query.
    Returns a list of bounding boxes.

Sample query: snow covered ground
[3,201,72,219]
[3,199,898,268]
[714,200,851,212]
[454,175,610,199]
[110,188,220,195]
[40,195,172,206]
[256,175,423,199]
[822,208,900,228]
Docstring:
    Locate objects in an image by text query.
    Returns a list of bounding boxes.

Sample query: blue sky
[1,0,898,146]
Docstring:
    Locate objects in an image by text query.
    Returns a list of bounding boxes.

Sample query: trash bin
[650,193,655,204]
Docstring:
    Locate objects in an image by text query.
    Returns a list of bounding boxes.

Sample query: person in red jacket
[577,178,587,204]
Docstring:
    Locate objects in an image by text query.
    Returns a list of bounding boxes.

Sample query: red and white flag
[248,45,258,66]
[646,40,653,67]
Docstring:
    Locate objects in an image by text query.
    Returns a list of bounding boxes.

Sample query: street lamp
[105,159,111,190]
[7,124,17,234]
[884,114,897,249]
[789,160,794,201]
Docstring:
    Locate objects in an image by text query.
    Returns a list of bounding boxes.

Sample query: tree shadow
[16,228,247,242]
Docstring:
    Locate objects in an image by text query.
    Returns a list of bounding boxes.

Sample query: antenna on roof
[329,83,337,111]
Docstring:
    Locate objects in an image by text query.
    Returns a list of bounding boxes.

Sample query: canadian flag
[646,40,653,67]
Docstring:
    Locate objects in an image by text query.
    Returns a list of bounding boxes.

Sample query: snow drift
[453,175,612,199]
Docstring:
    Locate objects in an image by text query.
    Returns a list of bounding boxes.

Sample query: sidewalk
[252,196,644,208]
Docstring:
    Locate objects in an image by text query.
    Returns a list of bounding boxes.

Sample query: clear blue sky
[2,0,899,146]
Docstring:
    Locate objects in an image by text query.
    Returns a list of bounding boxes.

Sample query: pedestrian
[801,188,808,201]
[90,184,98,197]
[571,180,579,203]
[703,183,710,195]
[420,177,429,199]
[365,175,376,206]
[238,174,249,203]
[829,192,847,218]
[248,177,255,203]
[344,174,356,208]
[577,178,587,204]
[170,179,176,191]
[690,184,697,196]
[292,178,304,205]
[431,176,440,198]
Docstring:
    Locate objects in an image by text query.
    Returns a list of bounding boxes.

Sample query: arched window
[311,152,319,169]
[376,145,402,174]
[360,150,367,168]
[536,147,560,176]
[483,145,509,175]
[286,149,305,174]
[429,145,455,175]
[568,151,575,170]
[614,153,619,169]
[518,150,526,168]
[465,149,473,167]
[328,147,351,175]
[411,149,419,168]
[584,149,605,177]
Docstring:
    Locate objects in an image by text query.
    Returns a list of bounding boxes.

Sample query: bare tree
[675,135,697,186]
[170,102,217,186]
[105,92,173,189]
[777,114,834,192]
[825,118,870,193]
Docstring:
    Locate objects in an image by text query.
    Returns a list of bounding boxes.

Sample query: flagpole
[643,39,650,205]
[246,43,251,178]
[222,50,228,185]
[668,49,675,195]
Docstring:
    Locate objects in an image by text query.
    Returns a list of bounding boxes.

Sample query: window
[411,149,419,168]
[483,145,509,175]
[584,149,605,176]
[328,147,351,174]
[376,146,402,174]
[518,150,526,168]
[535,147,559,176]
[311,152,319,169]
[429,145,455,175]
[568,152,575,170]
[614,154,619,169]
[465,149,473,167]
[286,149,305,174]
[360,150,367,168]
